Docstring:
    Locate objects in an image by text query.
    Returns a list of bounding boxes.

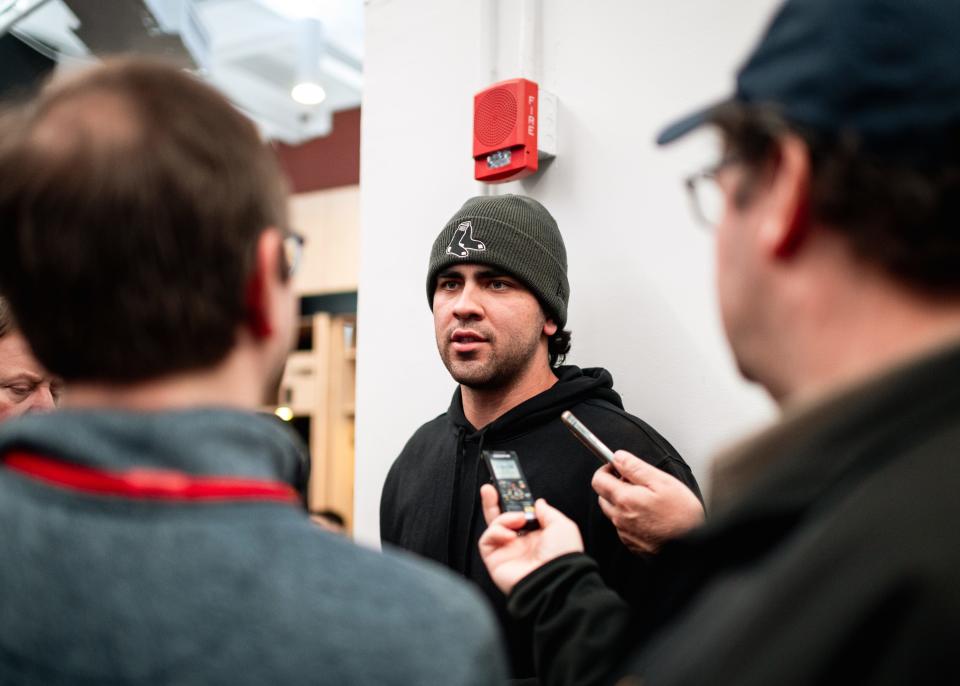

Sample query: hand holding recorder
[478,484,584,595]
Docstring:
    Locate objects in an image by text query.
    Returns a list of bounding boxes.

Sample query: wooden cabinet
[273,313,356,532]
[268,184,359,530]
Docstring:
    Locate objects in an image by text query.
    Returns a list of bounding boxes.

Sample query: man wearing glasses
[0,59,506,684]
[479,0,960,683]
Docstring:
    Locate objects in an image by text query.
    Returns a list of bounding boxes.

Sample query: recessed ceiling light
[291,81,327,105]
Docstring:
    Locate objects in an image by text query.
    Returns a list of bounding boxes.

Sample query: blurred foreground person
[0,297,60,419]
[0,59,505,685]
[479,0,960,683]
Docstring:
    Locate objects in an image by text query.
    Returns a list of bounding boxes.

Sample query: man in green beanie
[380,193,702,682]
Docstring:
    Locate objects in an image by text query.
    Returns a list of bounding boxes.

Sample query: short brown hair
[0,59,289,382]
[713,102,960,294]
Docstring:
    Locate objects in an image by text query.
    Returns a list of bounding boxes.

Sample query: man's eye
[5,385,33,399]
[438,281,459,291]
[489,280,510,290]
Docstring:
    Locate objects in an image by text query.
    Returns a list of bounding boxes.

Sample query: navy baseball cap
[657,0,960,158]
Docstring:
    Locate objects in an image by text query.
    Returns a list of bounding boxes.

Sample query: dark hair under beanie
[426,194,569,327]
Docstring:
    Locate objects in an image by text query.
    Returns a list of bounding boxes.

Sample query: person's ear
[543,317,558,337]
[244,229,284,339]
[758,134,812,259]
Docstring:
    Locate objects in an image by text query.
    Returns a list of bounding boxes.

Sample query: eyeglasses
[281,229,306,278]
[683,155,741,228]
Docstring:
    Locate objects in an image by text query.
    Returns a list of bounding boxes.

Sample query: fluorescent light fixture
[258,0,335,20]
[0,0,52,37]
[291,81,326,105]
[290,17,326,106]
[321,54,362,90]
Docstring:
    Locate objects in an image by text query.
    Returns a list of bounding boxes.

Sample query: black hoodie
[381,366,701,680]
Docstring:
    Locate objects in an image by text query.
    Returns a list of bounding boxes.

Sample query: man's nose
[452,282,484,321]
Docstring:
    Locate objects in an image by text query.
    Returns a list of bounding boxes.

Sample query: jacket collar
[0,408,308,489]
[708,337,960,518]
[445,365,623,440]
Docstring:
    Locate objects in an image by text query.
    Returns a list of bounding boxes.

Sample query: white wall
[354,0,781,546]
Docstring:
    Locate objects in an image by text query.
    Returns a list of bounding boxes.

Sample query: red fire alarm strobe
[473,78,557,184]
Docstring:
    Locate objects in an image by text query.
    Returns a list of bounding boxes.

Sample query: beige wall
[289,185,360,295]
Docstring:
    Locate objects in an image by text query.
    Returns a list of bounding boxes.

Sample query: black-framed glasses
[281,229,306,278]
[683,155,741,229]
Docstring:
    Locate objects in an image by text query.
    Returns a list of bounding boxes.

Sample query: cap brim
[655,99,731,146]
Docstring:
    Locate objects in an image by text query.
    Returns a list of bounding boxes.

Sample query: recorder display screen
[490,458,521,480]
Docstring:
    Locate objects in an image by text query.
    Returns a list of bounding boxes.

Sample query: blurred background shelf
[274,311,357,533]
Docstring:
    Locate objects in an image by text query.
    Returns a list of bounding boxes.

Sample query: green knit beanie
[426,194,569,328]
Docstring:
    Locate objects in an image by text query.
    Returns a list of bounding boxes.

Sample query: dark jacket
[380,366,700,679]
[509,341,960,686]
[0,409,507,686]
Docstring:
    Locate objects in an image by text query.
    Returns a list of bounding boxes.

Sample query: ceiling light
[291,81,326,105]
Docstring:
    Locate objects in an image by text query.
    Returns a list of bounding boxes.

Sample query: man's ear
[758,134,812,259]
[543,318,558,337]
[244,229,284,339]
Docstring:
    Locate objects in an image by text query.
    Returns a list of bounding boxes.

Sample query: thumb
[534,498,568,527]
[613,450,659,487]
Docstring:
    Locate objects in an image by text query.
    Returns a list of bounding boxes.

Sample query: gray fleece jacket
[0,408,506,685]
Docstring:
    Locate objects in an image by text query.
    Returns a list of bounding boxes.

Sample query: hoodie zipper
[445,426,467,566]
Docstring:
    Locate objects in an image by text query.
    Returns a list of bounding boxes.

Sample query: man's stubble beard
[439,328,543,392]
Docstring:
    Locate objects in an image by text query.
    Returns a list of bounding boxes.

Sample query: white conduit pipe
[518,0,539,83]
[478,0,500,195]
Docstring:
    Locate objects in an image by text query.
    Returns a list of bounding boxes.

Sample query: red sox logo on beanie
[445,221,487,258]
